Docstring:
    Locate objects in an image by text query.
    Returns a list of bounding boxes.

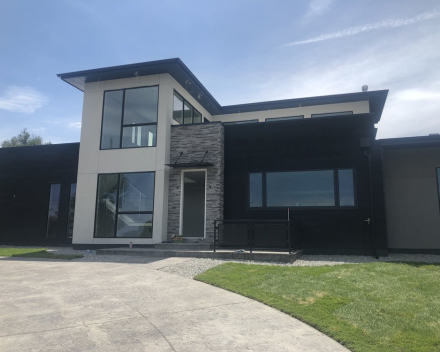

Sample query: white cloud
[285,10,440,46]
[0,86,49,113]
[302,0,333,22]
[68,121,82,129]
[393,89,440,102]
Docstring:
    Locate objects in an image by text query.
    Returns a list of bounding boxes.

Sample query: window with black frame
[249,169,355,208]
[46,183,61,238]
[95,172,155,238]
[67,183,77,238]
[173,91,202,124]
[100,86,158,150]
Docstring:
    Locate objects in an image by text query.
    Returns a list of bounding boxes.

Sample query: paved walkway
[0,257,349,352]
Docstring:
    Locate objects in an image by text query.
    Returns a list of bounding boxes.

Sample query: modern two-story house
[1,58,439,255]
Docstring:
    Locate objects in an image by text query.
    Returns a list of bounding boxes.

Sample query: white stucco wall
[72,74,211,246]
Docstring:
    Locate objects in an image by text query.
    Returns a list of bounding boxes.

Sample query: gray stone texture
[167,123,224,242]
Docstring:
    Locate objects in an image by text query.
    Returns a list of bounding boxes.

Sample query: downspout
[365,150,379,259]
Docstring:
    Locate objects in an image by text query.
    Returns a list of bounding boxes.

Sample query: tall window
[46,184,61,238]
[173,91,202,124]
[101,86,158,149]
[249,169,355,208]
[67,184,77,238]
[95,172,155,238]
[249,173,263,208]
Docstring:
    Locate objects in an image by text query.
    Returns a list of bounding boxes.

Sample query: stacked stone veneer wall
[167,122,224,242]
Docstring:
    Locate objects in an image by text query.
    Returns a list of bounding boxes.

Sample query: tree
[1,128,51,148]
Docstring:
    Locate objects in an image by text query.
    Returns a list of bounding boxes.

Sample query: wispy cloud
[302,0,333,22]
[0,86,49,113]
[285,10,440,46]
[68,121,82,129]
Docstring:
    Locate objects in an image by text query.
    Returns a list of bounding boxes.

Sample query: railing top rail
[215,219,290,223]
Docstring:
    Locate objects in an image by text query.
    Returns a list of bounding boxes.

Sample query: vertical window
[173,93,184,124]
[101,90,123,149]
[46,184,61,238]
[101,86,158,150]
[249,173,263,208]
[193,109,202,124]
[67,184,77,238]
[173,91,203,125]
[95,172,155,238]
[95,174,118,238]
[338,169,355,206]
[183,101,193,124]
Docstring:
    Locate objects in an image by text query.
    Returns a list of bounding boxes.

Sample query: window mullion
[114,174,121,238]
[119,90,126,149]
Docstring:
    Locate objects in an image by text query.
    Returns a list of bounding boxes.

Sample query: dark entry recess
[182,171,206,237]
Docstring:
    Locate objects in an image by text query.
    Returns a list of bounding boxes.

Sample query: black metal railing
[213,219,292,254]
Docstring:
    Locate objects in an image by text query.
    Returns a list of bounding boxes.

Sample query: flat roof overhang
[57,58,388,123]
[380,135,440,149]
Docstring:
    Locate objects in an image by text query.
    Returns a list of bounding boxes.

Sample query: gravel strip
[157,253,440,278]
[158,258,225,279]
[2,246,440,279]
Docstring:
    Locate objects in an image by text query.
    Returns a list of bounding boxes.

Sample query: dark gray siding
[383,146,440,251]
[223,114,387,255]
[0,143,79,244]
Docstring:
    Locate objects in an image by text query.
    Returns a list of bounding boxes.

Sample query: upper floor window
[265,116,304,122]
[173,91,202,124]
[311,111,353,118]
[224,120,259,125]
[100,86,158,150]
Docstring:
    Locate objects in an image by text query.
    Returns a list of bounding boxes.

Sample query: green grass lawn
[196,262,440,352]
[0,247,83,260]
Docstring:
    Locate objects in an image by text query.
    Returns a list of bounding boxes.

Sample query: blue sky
[0,0,439,144]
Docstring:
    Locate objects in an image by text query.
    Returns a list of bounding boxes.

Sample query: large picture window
[95,172,155,238]
[101,86,158,150]
[249,169,355,208]
[173,91,202,124]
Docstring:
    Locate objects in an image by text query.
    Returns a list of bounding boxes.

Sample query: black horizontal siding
[223,115,387,254]
[0,143,79,244]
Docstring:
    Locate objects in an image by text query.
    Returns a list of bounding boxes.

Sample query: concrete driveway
[0,257,349,352]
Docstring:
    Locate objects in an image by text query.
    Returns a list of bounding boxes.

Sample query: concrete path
[0,257,349,352]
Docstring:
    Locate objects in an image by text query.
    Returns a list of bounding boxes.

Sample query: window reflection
[46,184,61,238]
[95,172,155,238]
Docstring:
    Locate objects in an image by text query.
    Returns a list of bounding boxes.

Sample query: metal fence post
[213,220,217,253]
[288,220,292,254]
[249,221,253,254]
